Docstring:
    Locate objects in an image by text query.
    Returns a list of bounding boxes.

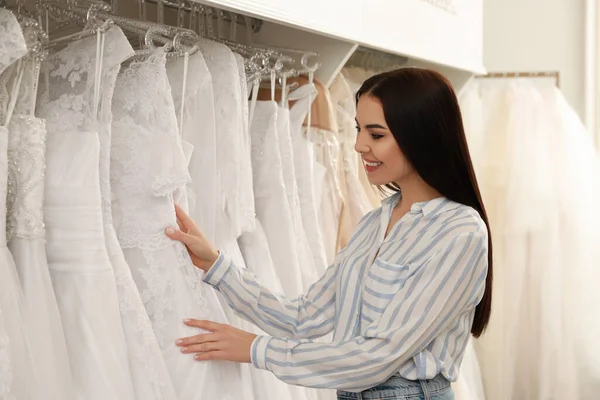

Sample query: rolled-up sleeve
[203,251,339,339]
[248,232,488,392]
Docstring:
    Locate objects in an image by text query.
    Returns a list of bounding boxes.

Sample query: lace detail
[110,49,209,318]
[111,50,190,250]
[0,10,26,76]
[93,28,179,400]
[138,250,174,348]
[174,243,209,314]
[108,247,173,395]
[36,35,96,135]
[6,57,45,242]
[37,26,131,136]
[0,10,27,127]
[6,116,46,241]
[120,245,210,352]
[111,50,189,198]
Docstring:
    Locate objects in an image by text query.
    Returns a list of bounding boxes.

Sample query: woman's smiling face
[354,95,414,186]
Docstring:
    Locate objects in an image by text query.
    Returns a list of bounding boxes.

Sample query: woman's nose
[354,132,369,154]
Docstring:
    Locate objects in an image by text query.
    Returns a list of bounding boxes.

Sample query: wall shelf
[192,0,485,90]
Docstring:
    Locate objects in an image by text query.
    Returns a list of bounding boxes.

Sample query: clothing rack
[13,0,319,86]
[476,71,560,87]
[135,0,263,33]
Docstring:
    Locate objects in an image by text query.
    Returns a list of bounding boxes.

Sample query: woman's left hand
[176,319,257,363]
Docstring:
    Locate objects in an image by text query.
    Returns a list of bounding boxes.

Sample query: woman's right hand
[165,204,219,272]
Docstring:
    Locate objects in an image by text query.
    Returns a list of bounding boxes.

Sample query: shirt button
[410,204,422,213]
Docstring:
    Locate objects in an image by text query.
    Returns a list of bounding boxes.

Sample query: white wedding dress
[329,74,376,228]
[233,55,317,400]
[553,89,600,399]
[166,51,218,241]
[288,84,329,277]
[97,27,178,400]
[461,79,579,400]
[249,101,304,296]
[338,71,381,209]
[110,48,251,400]
[308,124,344,265]
[167,49,258,400]
[37,28,136,400]
[197,41,254,244]
[6,54,74,399]
[276,105,320,290]
[0,9,42,399]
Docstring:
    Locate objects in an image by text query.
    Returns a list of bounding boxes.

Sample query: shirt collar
[381,192,463,218]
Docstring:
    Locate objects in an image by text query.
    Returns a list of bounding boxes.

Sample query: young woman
[166,67,492,400]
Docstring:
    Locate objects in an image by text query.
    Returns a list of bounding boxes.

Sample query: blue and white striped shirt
[203,193,488,392]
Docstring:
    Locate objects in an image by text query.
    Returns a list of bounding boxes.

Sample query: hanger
[38,1,113,47]
[39,0,200,58]
[298,53,319,137]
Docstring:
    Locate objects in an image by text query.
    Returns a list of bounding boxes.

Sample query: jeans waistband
[337,374,450,400]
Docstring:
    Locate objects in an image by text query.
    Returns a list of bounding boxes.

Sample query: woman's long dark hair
[356,68,492,337]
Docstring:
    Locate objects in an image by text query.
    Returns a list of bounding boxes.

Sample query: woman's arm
[166,203,339,339]
[203,251,339,339]
[250,232,488,392]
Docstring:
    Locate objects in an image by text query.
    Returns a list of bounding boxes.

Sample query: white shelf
[251,21,358,87]
[191,0,485,90]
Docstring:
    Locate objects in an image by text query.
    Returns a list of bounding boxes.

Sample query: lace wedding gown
[97,27,178,400]
[110,48,251,400]
[6,54,74,400]
[37,28,136,400]
[0,9,43,399]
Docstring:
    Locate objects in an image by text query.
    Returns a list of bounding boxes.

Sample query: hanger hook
[145,25,172,51]
[273,54,294,72]
[172,30,194,51]
[300,51,320,72]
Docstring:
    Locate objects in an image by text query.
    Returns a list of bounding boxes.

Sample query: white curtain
[460,77,600,400]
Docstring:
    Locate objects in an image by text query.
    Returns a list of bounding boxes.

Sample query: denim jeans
[336,374,454,400]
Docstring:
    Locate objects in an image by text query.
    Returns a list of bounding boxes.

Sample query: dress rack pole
[476,71,560,87]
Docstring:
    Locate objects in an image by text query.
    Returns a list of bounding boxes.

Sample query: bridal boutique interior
[0,0,599,399]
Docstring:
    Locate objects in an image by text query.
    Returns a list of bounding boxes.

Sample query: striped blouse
[203,193,489,392]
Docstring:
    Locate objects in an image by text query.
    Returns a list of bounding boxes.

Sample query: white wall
[483,0,586,118]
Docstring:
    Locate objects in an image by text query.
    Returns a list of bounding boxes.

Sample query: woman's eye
[355,126,361,133]
[370,134,384,140]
